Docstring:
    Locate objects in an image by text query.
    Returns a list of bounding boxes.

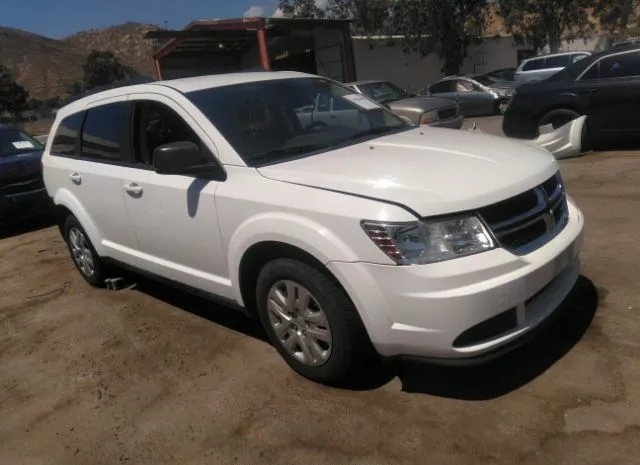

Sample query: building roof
[146,16,352,60]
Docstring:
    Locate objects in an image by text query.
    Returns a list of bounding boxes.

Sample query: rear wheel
[255,258,378,385]
[63,215,106,287]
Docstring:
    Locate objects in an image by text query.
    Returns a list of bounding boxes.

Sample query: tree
[594,0,637,40]
[289,0,326,18]
[328,0,395,35]
[392,0,491,76]
[82,50,139,91]
[498,0,597,53]
[0,65,29,120]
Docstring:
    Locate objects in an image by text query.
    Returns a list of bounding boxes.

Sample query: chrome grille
[479,172,569,254]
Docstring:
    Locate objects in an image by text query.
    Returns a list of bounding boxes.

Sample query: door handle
[69,172,82,184]
[585,88,600,94]
[124,183,143,196]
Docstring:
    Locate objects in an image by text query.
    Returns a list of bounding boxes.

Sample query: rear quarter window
[50,112,85,156]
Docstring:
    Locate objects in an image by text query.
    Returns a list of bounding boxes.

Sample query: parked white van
[515,51,591,82]
[42,72,584,385]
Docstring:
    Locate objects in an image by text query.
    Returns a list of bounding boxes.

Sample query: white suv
[43,71,584,385]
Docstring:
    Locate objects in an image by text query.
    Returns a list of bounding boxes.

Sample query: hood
[257,128,558,217]
[387,97,456,114]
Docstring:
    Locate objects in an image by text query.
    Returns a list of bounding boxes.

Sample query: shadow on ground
[0,215,55,239]
[126,270,597,399]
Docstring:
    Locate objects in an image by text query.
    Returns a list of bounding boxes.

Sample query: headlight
[419,110,439,125]
[361,216,495,265]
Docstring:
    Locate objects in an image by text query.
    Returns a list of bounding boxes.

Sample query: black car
[0,125,52,228]
[503,46,640,147]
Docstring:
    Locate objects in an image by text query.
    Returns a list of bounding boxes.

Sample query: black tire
[538,108,581,132]
[63,215,106,287]
[255,258,378,385]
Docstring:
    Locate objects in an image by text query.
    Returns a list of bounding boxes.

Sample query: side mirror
[153,141,225,179]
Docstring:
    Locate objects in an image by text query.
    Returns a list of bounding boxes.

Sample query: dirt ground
[1,150,639,465]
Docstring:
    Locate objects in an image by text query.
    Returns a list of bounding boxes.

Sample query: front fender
[53,188,105,256]
[227,212,362,305]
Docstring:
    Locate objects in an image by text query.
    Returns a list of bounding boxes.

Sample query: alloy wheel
[68,227,95,278]
[266,280,333,367]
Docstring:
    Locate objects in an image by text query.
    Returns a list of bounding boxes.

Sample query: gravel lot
[1,143,639,464]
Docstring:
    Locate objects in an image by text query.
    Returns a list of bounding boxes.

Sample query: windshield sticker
[12,141,35,149]
[343,94,383,110]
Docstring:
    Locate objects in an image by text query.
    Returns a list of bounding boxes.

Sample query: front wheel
[538,108,581,133]
[255,258,378,385]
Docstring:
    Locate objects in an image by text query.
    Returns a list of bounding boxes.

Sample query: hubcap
[68,227,95,277]
[266,280,332,367]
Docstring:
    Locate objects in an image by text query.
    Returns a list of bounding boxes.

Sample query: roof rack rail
[67,76,156,103]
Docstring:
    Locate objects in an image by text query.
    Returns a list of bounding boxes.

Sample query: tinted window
[51,112,85,156]
[581,62,600,80]
[132,101,201,165]
[546,55,570,68]
[430,81,454,93]
[81,102,129,161]
[571,53,589,64]
[522,58,545,71]
[0,128,43,157]
[599,52,640,79]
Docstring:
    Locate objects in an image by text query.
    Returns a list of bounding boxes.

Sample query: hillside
[0,22,160,101]
[64,22,160,77]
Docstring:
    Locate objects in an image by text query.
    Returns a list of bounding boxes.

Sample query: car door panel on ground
[119,95,231,299]
[576,51,640,135]
[46,99,140,262]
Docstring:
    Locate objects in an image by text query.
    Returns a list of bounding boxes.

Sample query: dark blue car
[0,124,52,228]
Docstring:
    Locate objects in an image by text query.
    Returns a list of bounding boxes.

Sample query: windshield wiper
[249,143,329,165]
[345,125,406,142]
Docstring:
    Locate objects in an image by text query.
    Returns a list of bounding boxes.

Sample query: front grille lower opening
[453,308,518,348]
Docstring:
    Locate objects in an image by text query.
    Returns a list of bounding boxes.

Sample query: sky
[2,0,295,39]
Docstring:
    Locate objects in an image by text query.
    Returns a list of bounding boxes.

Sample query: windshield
[186,77,409,166]
[356,81,409,104]
[0,128,44,157]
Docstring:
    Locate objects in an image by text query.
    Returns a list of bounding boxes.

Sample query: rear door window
[522,58,545,71]
[50,112,85,157]
[81,102,130,162]
[546,55,570,68]
[430,81,454,94]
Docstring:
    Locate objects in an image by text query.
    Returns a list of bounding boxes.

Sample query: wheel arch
[237,241,354,318]
[51,189,105,256]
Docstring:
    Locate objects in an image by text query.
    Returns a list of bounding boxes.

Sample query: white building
[352,34,611,91]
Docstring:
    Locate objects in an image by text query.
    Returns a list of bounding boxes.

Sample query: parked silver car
[418,75,513,117]
[514,51,591,82]
[345,80,464,128]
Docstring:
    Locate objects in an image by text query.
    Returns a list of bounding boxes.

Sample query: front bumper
[429,114,465,130]
[0,188,52,225]
[328,198,584,362]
